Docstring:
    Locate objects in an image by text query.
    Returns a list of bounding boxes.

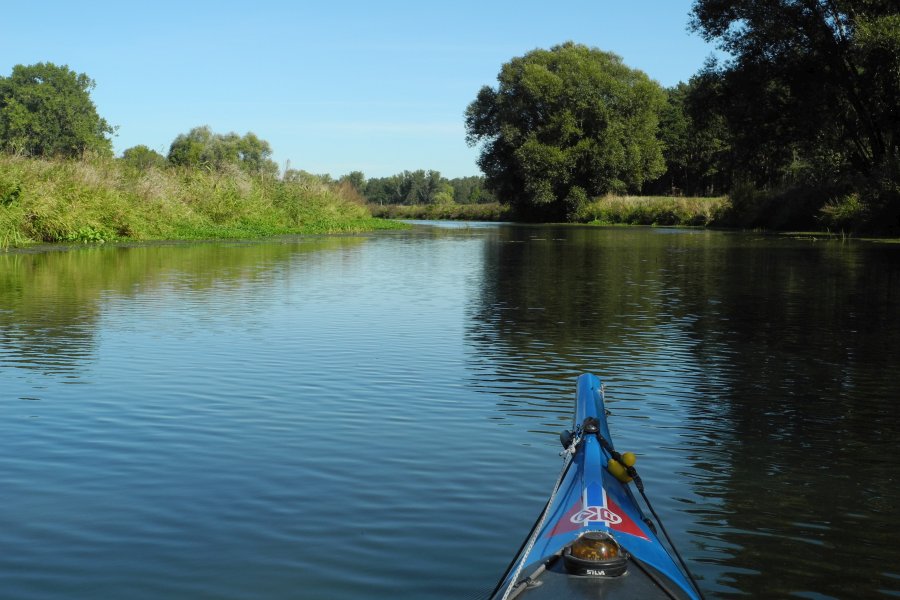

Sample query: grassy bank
[0,155,402,249]
[573,195,730,226]
[368,202,512,221]
[368,196,729,226]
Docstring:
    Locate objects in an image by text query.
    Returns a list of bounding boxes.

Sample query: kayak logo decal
[570,505,622,525]
[546,494,649,540]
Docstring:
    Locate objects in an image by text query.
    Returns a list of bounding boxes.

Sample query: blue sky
[1,0,717,179]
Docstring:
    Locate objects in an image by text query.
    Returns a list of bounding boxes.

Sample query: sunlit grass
[575,194,730,226]
[369,202,511,221]
[369,196,729,227]
[0,155,403,249]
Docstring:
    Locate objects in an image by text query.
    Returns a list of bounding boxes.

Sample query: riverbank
[369,195,730,227]
[573,195,730,226]
[0,155,402,249]
[368,201,511,221]
[372,194,898,237]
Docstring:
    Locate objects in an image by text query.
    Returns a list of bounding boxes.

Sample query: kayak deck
[503,553,697,599]
[490,373,701,600]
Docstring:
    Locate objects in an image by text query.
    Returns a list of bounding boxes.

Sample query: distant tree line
[348,170,496,206]
[272,169,496,206]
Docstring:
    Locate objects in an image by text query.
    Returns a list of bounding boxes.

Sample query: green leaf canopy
[465,42,666,220]
[0,62,114,157]
[167,126,278,175]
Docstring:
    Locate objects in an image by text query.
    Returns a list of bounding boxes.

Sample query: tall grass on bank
[573,195,730,226]
[0,155,402,249]
[369,202,512,221]
[368,196,727,226]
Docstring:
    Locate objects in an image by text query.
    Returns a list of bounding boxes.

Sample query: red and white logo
[546,492,649,540]
[570,505,622,525]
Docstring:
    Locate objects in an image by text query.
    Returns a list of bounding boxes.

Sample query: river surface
[1,223,898,599]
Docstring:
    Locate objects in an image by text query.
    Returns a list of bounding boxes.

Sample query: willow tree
[465,42,666,220]
[167,126,278,175]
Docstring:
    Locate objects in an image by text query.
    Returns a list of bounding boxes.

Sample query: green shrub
[819,193,868,232]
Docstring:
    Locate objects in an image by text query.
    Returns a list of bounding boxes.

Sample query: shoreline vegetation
[1,153,892,251]
[0,154,402,250]
[5,20,900,246]
[368,201,511,222]
[574,195,729,227]
[369,196,730,226]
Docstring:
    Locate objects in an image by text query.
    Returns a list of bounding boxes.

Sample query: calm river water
[1,223,899,599]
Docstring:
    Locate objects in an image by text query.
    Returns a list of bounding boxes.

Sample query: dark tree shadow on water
[465,225,900,598]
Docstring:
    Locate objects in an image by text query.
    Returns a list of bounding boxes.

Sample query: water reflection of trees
[467,226,900,597]
[670,241,900,598]
[0,238,364,377]
[465,226,723,427]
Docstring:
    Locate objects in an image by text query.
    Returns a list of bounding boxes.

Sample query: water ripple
[1,228,898,599]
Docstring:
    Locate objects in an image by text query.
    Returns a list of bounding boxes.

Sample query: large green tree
[465,42,667,220]
[690,0,900,227]
[168,126,278,175]
[0,62,114,157]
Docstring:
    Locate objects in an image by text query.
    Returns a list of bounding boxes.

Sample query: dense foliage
[465,42,667,220]
[167,126,278,175]
[447,175,496,204]
[364,170,449,205]
[121,145,168,170]
[369,201,510,221]
[689,0,900,230]
[0,63,115,158]
[339,170,495,206]
[646,80,732,197]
